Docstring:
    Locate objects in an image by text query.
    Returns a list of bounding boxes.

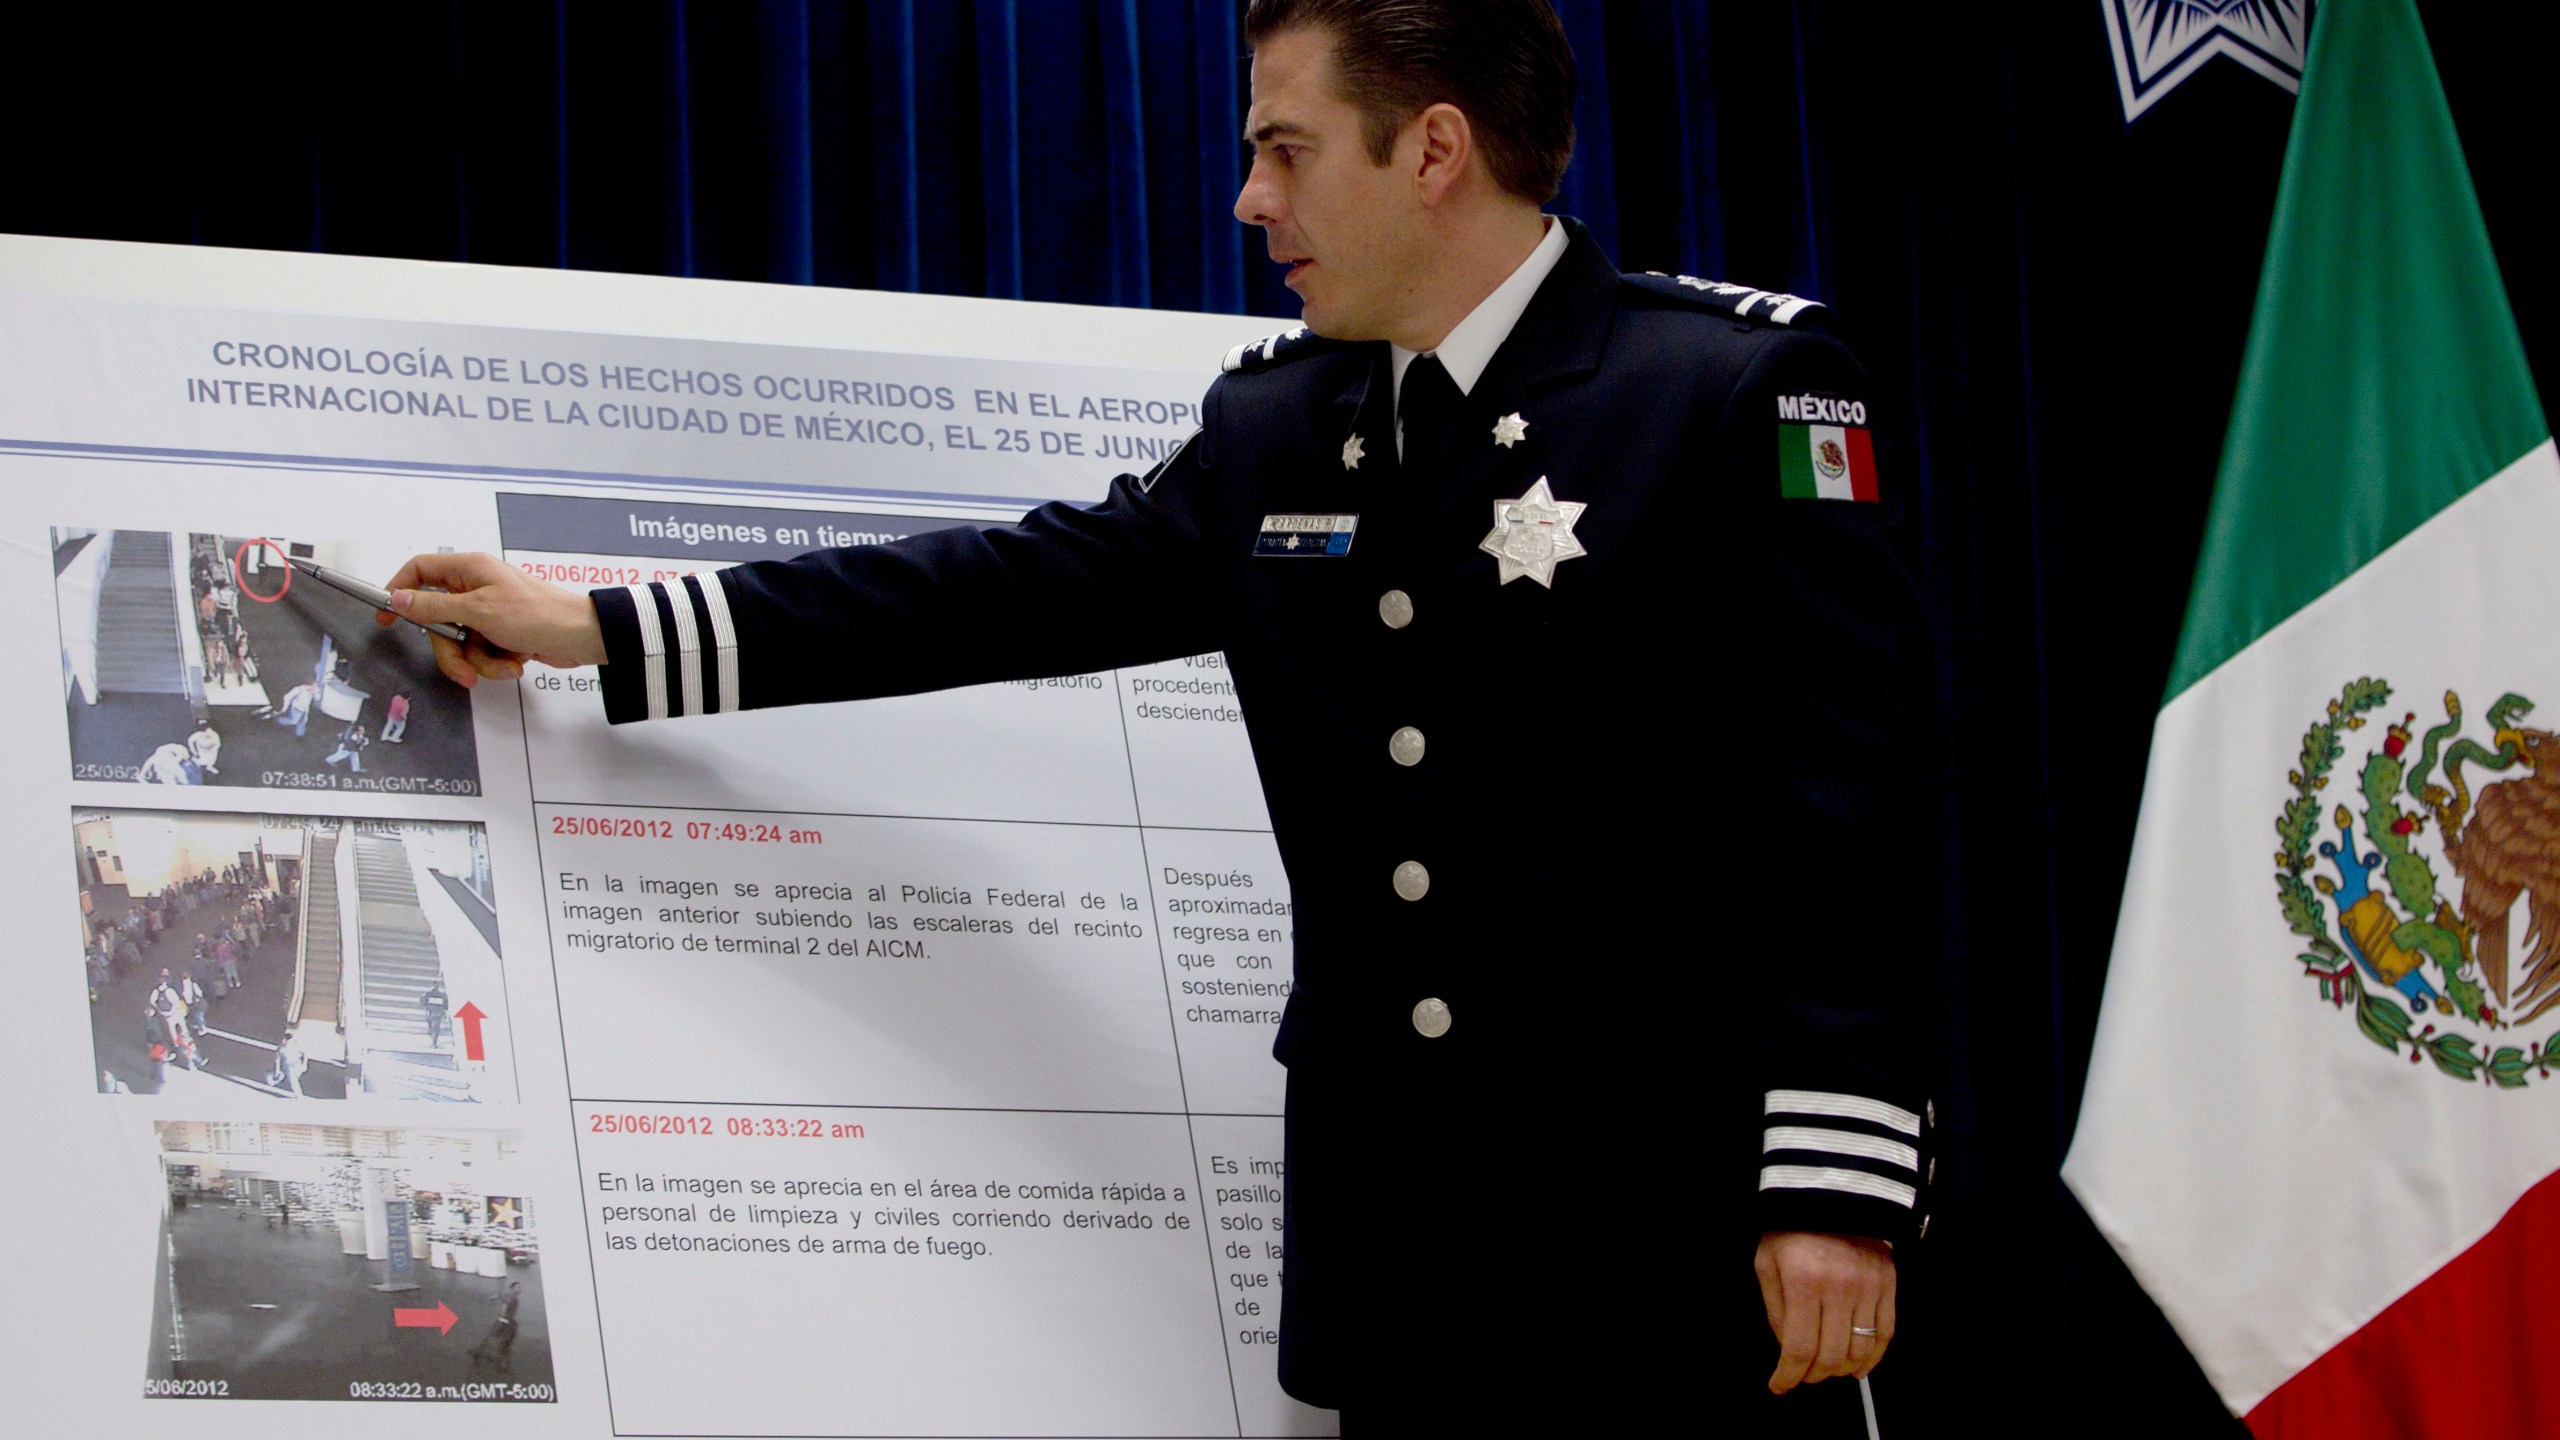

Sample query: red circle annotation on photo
[233,539,292,603]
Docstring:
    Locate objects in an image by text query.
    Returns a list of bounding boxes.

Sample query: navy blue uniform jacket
[589,220,1937,1408]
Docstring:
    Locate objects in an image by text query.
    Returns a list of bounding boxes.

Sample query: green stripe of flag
[2164,0,2548,703]
[1777,423,1820,498]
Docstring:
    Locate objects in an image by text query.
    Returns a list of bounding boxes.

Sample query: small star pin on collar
[1492,412,1529,448]
[1479,476,1587,587]
[1342,433,1367,470]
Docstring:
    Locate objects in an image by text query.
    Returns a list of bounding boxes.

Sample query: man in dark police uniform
[389,0,1935,1430]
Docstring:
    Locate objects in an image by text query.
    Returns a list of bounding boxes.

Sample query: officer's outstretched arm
[592,450,1228,723]
[391,419,1232,717]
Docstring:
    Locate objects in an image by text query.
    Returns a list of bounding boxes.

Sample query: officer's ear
[1409,102,1475,208]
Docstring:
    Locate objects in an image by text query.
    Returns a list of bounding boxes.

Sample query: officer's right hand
[377,552,607,689]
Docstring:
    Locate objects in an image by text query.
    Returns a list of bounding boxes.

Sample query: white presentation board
[2,233,1333,1438]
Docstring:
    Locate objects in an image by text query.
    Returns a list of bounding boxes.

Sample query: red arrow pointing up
[394,1301,458,1335]
[454,1002,487,1062]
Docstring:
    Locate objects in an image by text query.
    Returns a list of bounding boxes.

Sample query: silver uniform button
[1412,997,1452,1038]
[1379,589,1415,629]
[1389,726,1426,766]
[1393,860,1430,901]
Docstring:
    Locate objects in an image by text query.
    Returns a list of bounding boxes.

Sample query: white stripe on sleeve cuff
[1762,1126,1919,1172]
[1759,1165,1917,1209]
[693,573,740,713]
[1765,1090,1922,1137]
[625,584,669,722]
[664,576,704,717]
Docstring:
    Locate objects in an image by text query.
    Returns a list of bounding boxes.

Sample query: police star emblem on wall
[2103,0,2309,122]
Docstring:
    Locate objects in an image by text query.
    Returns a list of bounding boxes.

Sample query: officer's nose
[1234,159,1282,231]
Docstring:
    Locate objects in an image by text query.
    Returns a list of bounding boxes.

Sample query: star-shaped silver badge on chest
[1492,412,1529,448]
[1342,433,1366,470]
[1479,476,1587,587]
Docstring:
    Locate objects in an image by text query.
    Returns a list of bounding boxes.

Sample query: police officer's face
[1235,27,1427,341]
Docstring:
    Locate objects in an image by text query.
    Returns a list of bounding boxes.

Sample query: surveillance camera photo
[53,529,480,795]
[79,808,511,1102]
[145,1121,555,1402]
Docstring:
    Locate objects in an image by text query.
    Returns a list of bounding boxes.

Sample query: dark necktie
[1399,352,1461,467]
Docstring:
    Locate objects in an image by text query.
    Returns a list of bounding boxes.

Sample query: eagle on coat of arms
[2275,680,2560,1085]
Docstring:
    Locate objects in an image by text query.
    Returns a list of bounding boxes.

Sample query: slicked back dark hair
[1244,0,1577,205]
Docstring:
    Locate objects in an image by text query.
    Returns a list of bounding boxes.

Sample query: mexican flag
[1776,417,1878,502]
[2062,1,2560,1434]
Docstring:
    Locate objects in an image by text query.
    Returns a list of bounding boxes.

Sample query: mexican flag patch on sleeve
[1777,413,1878,502]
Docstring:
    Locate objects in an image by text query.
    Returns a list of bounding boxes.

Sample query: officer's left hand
[1756,1230,1896,1393]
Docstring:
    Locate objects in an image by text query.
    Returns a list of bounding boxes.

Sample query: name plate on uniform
[1254,513,1358,557]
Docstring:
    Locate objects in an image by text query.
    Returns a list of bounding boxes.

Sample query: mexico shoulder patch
[1776,394,1878,502]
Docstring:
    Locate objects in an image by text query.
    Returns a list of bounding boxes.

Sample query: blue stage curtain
[12,4,2560,1434]
[0,1,1710,313]
[0,3,1856,311]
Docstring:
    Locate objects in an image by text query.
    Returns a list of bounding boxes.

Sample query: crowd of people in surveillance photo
[80,810,509,1102]
[93,859,300,1092]
[53,528,479,793]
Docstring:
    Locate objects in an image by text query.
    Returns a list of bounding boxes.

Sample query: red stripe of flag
[1845,427,1878,503]
[2244,1164,2560,1438]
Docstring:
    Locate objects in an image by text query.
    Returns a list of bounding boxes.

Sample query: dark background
[11,2,2555,1431]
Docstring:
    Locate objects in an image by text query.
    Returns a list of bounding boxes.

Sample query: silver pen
[284,556,472,644]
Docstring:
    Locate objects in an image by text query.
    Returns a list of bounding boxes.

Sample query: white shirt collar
[1391,215,1570,445]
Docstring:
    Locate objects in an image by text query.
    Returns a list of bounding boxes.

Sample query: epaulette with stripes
[1621,271,1830,327]
[1221,324,1350,374]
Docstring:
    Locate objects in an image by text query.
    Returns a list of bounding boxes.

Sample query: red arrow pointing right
[394,1301,458,1335]
[454,1002,487,1062]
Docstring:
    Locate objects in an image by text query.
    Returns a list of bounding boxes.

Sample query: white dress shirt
[1391,214,1570,457]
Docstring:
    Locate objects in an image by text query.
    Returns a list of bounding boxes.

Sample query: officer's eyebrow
[1246,119,1313,147]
